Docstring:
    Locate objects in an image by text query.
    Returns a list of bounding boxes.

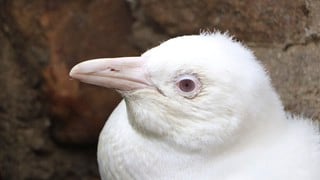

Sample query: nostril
[106,67,120,72]
[110,68,120,72]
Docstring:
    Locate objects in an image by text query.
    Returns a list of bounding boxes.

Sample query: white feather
[97,32,320,180]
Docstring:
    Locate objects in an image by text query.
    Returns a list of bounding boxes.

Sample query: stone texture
[137,0,308,43]
[253,44,320,120]
[305,0,320,38]
[3,0,137,145]
[40,0,137,144]
[0,0,136,179]
[0,27,99,180]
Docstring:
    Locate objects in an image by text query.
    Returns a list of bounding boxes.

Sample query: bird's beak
[69,57,152,91]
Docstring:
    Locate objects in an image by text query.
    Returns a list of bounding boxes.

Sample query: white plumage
[70,32,320,180]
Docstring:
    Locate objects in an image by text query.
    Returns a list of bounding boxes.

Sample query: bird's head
[70,32,285,152]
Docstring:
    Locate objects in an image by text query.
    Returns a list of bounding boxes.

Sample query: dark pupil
[179,79,195,92]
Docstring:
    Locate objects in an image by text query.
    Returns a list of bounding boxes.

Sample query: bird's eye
[179,79,195,92]
[176,74,201,98]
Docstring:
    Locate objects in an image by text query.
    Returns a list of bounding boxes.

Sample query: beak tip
[69,66,78,78]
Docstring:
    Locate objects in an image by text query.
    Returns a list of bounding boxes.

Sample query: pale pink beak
[69,57,152,91]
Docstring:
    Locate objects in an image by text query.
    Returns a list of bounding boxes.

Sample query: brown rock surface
[1,0,136,179]
[253,43,320,120]
[4,0,137,145]
[40,0,137,144]
[0,26,99,180]
[138,0,308,43]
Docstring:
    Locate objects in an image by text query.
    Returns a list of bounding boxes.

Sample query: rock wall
[0,0,319,179]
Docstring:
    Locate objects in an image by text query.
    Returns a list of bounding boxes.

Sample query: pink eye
[178,79,196,92]
[176,74,201,98]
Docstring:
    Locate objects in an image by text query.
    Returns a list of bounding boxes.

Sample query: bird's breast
[97,101,168,179]
[97,101,207,180]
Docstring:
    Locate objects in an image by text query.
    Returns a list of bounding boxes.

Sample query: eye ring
[175,74,201,99]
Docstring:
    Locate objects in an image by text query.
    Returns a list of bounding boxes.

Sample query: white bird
[69,32,320,180]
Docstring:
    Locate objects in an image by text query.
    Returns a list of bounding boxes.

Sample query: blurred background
[0,0,319,179]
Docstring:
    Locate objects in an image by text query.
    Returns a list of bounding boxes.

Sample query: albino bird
[70,32,320,180]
